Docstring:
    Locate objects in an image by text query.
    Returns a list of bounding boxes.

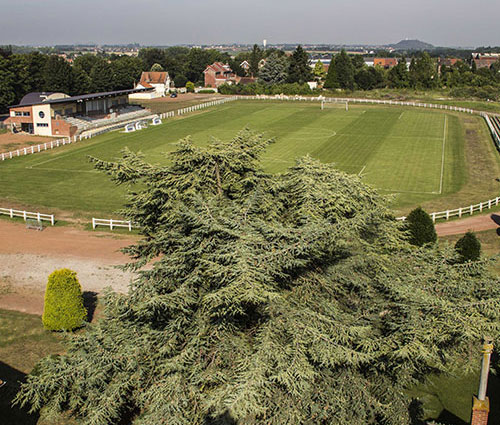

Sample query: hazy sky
[0,0,498,47]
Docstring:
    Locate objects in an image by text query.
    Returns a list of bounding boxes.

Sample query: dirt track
[435,213,500,236]
[0,132,54,153]
[0,220,137,315]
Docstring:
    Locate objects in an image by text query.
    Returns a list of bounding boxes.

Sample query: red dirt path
[435,213,500,236]
[0,220,137,315]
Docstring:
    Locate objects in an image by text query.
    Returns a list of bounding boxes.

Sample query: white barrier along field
[0,207,55,225]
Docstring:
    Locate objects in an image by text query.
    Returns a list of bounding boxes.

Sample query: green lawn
[0,101,498,218]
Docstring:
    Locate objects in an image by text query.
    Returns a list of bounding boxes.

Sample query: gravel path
[435,213,500,236]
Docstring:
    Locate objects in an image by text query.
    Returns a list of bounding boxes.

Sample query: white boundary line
[438,116,448,194]
[398,112,405,120]
[358,165,366,176]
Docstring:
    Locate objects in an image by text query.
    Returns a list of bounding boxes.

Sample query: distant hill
[390,39,434,51]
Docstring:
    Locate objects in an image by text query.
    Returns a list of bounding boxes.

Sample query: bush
[455,231,481,262]
[42,269,87,331]
[197,89,215,94]
[186,81,195,93]
[174,74,188,88]
[406,207,437,247]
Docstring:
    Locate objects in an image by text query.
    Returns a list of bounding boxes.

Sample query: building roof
[204,62,233,74]
[139,71,169,85]
[19,92,67,105]
[11,88,152,108]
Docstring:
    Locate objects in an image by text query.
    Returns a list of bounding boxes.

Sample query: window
[23,111,30,117]
[39,111,45,119]
[15,111,22,116]
[36,123,49,127]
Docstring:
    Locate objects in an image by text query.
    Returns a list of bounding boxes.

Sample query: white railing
[482,113,500,150]
[397,196,500,223]
[0,137,72,162]
[0,207,55,225]
[174,96,236,117]
[92,217,134,231]
[234,94,479,115]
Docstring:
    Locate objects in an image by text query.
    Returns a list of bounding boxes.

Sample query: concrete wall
[32,104,52,136]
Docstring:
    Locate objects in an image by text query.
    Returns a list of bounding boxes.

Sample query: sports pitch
[0,101,468,215]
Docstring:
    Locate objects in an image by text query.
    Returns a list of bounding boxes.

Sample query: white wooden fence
[0,207,55,225]
[234,94,478,114]
[0,137,72,162]
[175,97,236,116]
[482,113,500,150]
[397,196,500,223]
[92,218,134,231]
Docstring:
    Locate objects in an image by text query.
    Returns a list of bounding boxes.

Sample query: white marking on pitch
[398,112,404,120]
[438,116,448,194]
[358,165,366,176]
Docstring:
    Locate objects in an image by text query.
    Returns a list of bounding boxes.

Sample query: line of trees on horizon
[2,44,500,114]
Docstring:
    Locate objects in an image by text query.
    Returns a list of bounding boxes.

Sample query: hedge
[42,269,87,331]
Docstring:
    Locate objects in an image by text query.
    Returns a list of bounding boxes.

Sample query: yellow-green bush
[42,269,87,331]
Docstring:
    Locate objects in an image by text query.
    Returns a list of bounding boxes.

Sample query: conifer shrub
[455,231,481,262]
[406,207,437,246]
[42,269,87,331]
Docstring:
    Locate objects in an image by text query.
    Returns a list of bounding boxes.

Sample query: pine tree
[406,207,437,247]
[248,44,263,77]
[16,130,500,425]
[287,45,312,84]
[455,231,481,262]
[258,53,288,85]
[324,49,354,90]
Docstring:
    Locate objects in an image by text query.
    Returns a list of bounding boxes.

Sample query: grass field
[0,100,498,218]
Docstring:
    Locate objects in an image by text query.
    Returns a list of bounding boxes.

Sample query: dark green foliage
[0,56,16,112]
[150,63,164,72]
[248,44,263,77]
[43,55,73,93]
[258,53,289,85]
[89,59,113,92]
[325,49,354,90]
[217,82,312,95]
[355,66,385,90]
[42,269,87,331]
[186,81,195,92]
[406,207,437,246]
[16,130,500,425]
[388,58,409,88]
[287,45,312,84]
[174,74,188,88]
[455,231,481,262]
[111,56,143,91]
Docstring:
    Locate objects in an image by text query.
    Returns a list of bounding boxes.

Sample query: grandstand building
[5,88,152,137]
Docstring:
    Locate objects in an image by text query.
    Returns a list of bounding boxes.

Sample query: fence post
[110,219,113,230]
[128,221,132,231]
[37,212,40,221]
[446,210,450,220]
[10,208,13,218]
[432,213,436,223]
[51,215,54,226]
[480,203,483,212]
[470,205,473,215]
[23,211,26,221]
[92,218,96,229]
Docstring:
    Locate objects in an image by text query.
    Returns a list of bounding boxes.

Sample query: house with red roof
[130,71,171,99]
[204,62,239,88]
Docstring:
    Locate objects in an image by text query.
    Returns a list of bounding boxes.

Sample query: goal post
[321,99,348,111]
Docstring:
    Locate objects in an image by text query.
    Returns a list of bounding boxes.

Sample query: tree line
[2,44,500,114]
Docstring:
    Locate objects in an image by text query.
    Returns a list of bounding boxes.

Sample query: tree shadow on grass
[82,291,98,323]
[0,361,39,425]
